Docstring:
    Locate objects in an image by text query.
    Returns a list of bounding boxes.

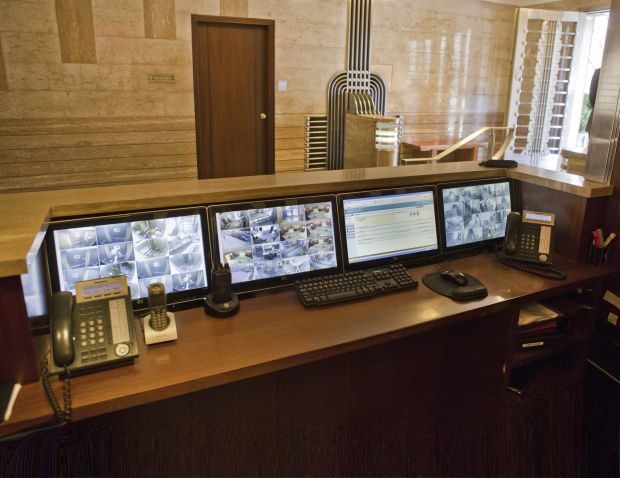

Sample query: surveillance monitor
[209,195,340,292]
[46,207,210,310]
[437,177,514,253]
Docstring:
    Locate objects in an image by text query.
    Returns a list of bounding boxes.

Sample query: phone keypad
[149,308,169,331]
[77,303,109,363]
[519,233,537,252]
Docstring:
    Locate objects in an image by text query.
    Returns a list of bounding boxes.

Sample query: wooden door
[192,16,275,179]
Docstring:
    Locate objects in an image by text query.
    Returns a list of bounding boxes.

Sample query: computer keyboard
[294,263,418,307]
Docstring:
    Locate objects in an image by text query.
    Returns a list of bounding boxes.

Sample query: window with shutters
[506,9,587,168]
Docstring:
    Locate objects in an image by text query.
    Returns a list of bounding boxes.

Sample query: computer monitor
[437,178,514,252]
[338,186,441,269]
[46,207,210,310]
[209,195,340,292]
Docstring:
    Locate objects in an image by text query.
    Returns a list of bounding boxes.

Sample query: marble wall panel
[0,91,72,118]
[275,67,343,94]
[64,91,166,117]
[275,20,346,48]
[276,45,346,71]
[275,114,309,128]
[5,62,83,90]
[389,70,511,98]
[175,0,220,13]
[143,0,176,39]
[96,37,191,65]
[175,0,221,41]
[164,91,195,116]
[531,0,610,9]
[0,1,58,34]
[371,64,393,90]
[92,4,144,37]
[250,0,347,25]
[92,0,142,9]
[1,32,61,64]
[220,0,248,17]
[275,92,326,116]
[55,0,97,64]
[275,126,304,139]
[175,13,193,41]
[5,62,195,92]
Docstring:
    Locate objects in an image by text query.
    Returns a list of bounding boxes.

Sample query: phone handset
[43,291,74,424]
[503,211,521,255]
[50,291,75,367]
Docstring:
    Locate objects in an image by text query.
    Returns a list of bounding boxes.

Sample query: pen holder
[588,244,611,265]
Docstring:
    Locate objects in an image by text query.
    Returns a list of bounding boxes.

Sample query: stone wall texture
[0,0,519,191]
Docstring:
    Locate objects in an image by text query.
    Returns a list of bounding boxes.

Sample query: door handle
[259,112,267,120]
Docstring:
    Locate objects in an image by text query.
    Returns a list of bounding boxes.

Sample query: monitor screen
[210,195,340,291]
[339,187,441,268]
[438,178,513,250]
[46,207,210,308]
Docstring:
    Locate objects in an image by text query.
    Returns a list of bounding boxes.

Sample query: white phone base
[143,312,177,345]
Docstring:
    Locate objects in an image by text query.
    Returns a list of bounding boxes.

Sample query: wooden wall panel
[0,116,198,193]
[220,0,248,17]
[55,0,97,64]
[601,118,620,264]
[515,181,608,261]
[0,39,7,91]
[0,276,37,384]
[143,0,176,40]
[274,114,304,172]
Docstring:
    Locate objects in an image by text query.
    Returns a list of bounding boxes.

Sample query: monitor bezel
[437,177,515,253]
[208,194,342,293]
[45,206,211,311]
[337,185,442,271]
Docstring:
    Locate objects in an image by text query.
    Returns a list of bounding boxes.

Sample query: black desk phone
[497,210,565,279]
[504,210,556,264]
[49,276,139,376]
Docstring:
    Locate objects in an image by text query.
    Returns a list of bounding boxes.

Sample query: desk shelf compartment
[512,293,596,369]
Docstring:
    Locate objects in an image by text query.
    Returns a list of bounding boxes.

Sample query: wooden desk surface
[1,252,617,438]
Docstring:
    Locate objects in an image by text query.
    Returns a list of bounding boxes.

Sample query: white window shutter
[506,8,587,163]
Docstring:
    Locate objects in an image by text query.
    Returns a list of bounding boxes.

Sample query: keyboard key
[327,290,359,301]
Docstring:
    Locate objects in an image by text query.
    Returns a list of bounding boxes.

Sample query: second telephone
[503,210,556,264]
[497,210,565,279]
[50,276,139,376]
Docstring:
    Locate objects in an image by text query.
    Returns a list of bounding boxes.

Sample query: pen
[597,228,605,245]
[592,230,602,247]
[604,232,617,248]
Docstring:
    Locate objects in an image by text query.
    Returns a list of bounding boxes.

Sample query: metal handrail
[400,126,515,165]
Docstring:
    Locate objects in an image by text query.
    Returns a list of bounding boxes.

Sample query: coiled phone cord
[40,358,72,424]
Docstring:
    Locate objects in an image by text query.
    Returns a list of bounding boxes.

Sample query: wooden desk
[2,253,617,424]
[0,254,619,474]
[400,138,488,164]
[0,163,617,474]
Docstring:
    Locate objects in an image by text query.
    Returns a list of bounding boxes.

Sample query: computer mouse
[440,269,468,287]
